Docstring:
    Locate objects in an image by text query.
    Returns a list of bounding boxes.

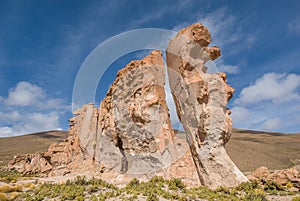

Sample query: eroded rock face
[8,25,249,188]
[248,166,300,188]
[166,23,248,188]
[8,50,200,186]
[8,153,52,174]
[98,50,174,154]
[93,50,182,176]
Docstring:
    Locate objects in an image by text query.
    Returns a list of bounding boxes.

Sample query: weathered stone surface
[8,104,99,176]
[166,23,248,188]
[8,25,254,188]
[8,153,52,174]
[8,50,200,186]
[251,166,270,180]
[93,50,179,175]
[249,166,300,188]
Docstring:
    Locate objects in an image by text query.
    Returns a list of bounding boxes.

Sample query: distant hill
[0,129,299,172]
[0,131,67,167]
[226,128,300,172]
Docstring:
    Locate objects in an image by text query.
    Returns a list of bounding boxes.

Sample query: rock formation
[8,50,200,186]
[8,24,249,189]
[166,23,248,188]
[72,50,191,177]
[249,166,300,188]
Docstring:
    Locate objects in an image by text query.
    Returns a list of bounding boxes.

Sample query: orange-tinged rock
[166,23,248,188]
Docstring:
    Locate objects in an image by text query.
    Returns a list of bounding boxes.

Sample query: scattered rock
[250,166,270,180]
[8,153,52,174]
[249,166,300,188]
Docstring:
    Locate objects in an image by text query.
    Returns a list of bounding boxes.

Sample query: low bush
[13,175,300,201]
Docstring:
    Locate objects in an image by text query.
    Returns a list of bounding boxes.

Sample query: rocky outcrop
[8,153,52,174]
[8,24,250,189]
[166,23,248,188]
[87,50,184,176]
[8,50,200,186]
[249,166,300,188]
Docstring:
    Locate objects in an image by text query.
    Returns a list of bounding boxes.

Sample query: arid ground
[0,129,299,172]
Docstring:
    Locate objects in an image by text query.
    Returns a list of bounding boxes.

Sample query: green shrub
[126,178,140,189]
[74,175,88,185]
[76,195,85,201]
[0,171,23,183]
[88,185,98,193]
[146,192,158,201]
[167,178,186,190]
[98,192,105,201]
[90,194,98,201]
[292,196,300,201]
[263,180,284,191]
[15,175,298,201]
[244,189,267,201]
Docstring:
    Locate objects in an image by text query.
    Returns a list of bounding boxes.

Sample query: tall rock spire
[166,23,248,188]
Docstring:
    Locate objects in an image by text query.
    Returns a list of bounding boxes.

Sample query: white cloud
[0,127,14,137]
[5,81,45,106]
[3,81,69,110]
[234,73,300,105]
[0,112,61,138]
[0,81,67,137]
[0,111,21,122]
[231,106,251,125]
[18,112,61,134]
[199,8,239,47]
[231,73,300,133]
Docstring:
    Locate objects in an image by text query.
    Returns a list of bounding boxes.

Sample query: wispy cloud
[131,1,194,28]
[171,7,254,75]
[172,7,256,51]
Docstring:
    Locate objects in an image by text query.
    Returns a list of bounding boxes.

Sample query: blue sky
[0,0,299,137]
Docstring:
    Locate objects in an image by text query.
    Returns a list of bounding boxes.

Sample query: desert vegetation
[0,171,299,201]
